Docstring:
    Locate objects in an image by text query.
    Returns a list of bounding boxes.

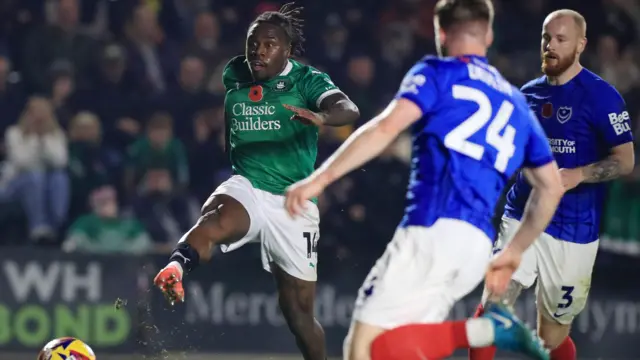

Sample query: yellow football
[37,337,96,360]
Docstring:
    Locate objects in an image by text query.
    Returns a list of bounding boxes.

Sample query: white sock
[168,261,184,278]
[465,318,495,347]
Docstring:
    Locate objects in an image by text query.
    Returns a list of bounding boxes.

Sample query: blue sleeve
[394,62,438,115]
[524,110,554,168]
[591,87,634,147]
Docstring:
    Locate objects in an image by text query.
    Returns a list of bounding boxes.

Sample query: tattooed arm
[581,142,635,183]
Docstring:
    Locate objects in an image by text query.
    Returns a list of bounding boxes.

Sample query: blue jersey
[396,55,554,240]
[504,69,634,244]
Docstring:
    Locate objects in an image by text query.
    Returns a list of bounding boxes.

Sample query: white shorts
[352,219,493,329]
[495,216,599,325]
[212,175,320,281]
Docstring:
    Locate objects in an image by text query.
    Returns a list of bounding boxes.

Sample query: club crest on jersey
[273,79,291,92]
[249,85,263,102]
[541,102,553,118]
[557,106,572,123]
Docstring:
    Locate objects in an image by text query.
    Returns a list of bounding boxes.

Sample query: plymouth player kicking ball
[153,3,359,360]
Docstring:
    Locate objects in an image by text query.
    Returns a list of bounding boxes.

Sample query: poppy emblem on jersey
[541,102,553,118]
[249,85,263,102]
[557,106,572,124]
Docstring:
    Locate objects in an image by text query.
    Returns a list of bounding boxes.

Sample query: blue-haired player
[470,9,635,360]
[284,1,565,359]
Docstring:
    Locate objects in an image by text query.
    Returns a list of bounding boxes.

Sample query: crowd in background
[0,0,639,260]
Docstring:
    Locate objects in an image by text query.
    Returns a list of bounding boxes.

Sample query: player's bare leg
[470,279,577,360]
[154,194,250,303]
[537,307,576,359]
[343,321,384,360]
[272,264,326,360]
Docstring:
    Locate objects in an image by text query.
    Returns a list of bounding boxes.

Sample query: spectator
[596,35,640,94]
[343,54,379,125]
[76,43,143,152]
[48,60,76,128]
[155,55,214,141]
[0,55,26,146]
[126,112,192,249]
[0,96,69,241]
[67,111,120,221]
[62,185,152,254]
[123,4,180,95]
[183,11,230,81]
[22,0,98,92]
[188,106,230,202]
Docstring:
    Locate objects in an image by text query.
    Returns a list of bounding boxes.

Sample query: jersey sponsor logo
[399,73,426,95]
[541,102,553,118]
[548,138,576,154]
[232,103,276,116]
[557,106,572,123]
[249,85,263,102]
[230,103,281,131]
[608,110,631,135]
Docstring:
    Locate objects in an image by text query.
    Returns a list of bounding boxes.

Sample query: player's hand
[559,168,584,190]
[153,263,185,305]
[485,246,522,296]
[285,173,330,217]
[283,104,325,126]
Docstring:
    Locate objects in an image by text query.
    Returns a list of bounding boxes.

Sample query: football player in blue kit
[469,9,635,360]
[284,0,565,359]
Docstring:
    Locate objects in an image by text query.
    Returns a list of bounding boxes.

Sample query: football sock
[550,336,576,360]
[371,319,494,360]
[468,304,497,360]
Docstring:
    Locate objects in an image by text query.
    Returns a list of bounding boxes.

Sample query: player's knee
[196,197,249,244]
[279,296,314,332]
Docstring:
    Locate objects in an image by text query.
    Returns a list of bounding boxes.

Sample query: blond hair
[18,96,60,133]
[69,111,102,139]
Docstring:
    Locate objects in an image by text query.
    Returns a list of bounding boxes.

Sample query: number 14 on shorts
[303,231,318,259]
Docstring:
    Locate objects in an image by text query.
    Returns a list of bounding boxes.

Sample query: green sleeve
[300,68,343,112]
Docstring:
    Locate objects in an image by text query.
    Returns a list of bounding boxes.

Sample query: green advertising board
[0,250,139,352]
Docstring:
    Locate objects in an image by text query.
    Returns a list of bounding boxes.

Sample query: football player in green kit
[153,3,360,360]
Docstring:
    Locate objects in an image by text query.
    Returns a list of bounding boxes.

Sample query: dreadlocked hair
[252,2,306,57]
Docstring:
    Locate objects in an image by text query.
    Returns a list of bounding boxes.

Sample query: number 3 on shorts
[558,285,574,309]
[303,231,318,259]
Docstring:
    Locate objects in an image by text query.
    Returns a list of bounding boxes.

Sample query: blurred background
[0,0,638,359]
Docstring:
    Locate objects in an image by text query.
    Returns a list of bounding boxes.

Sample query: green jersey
[223,55,342,195]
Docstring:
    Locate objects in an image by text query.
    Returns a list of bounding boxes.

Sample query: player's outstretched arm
[284,98,422,216]
[317,93,360,126]
[284,93,359,127]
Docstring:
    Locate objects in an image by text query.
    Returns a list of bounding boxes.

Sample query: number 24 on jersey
[444,85,516,173]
